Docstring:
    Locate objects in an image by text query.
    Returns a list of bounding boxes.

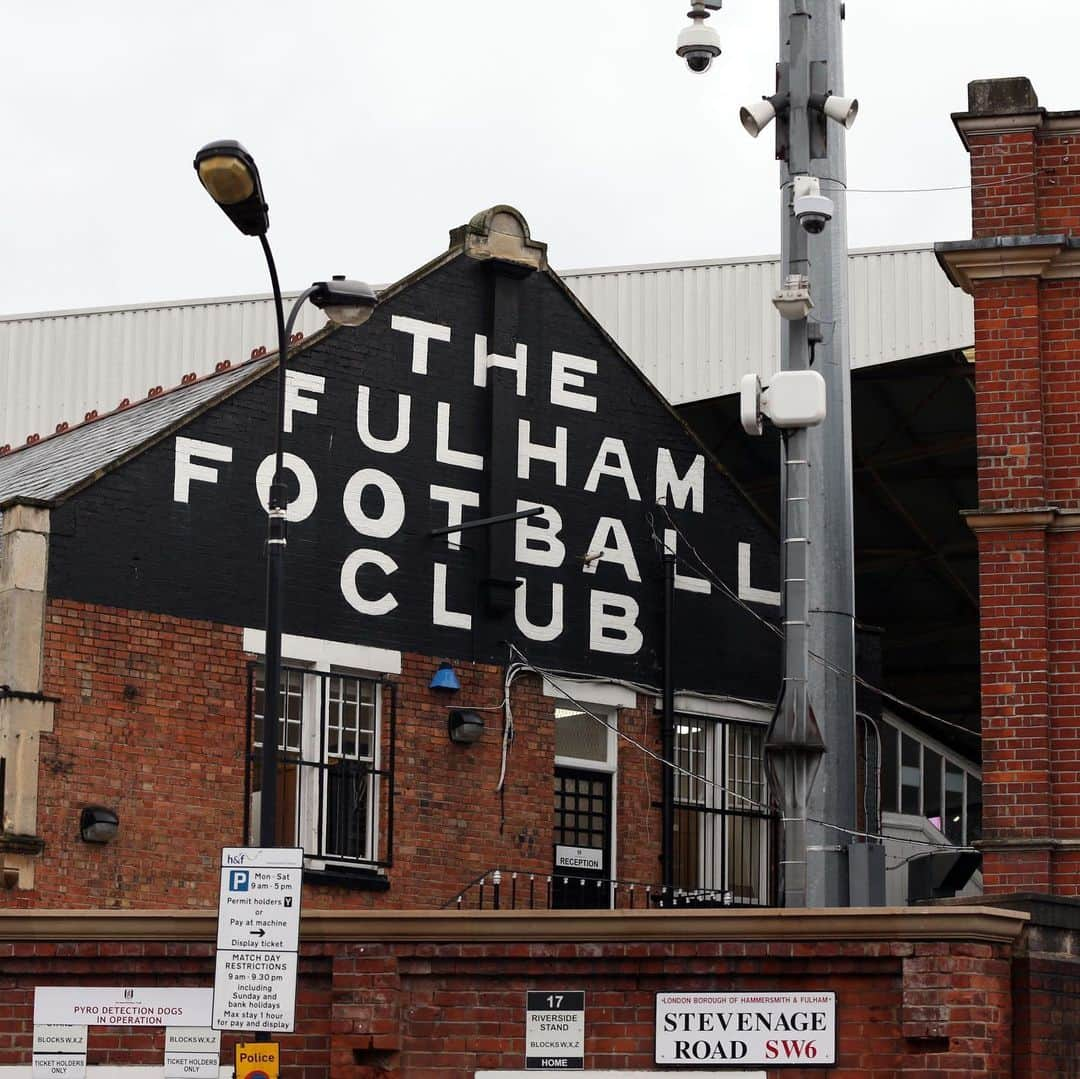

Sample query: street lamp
[194,139,377,851]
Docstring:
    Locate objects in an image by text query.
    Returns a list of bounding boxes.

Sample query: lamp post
[194,140,377,851]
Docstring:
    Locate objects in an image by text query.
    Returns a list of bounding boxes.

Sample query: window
[671,715,775,906]
[248,664,394,871]
[554,706,615,769]
[878,714,981,846]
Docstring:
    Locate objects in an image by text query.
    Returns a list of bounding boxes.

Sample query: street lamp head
[193,140,270,237]
[311,276,379,327]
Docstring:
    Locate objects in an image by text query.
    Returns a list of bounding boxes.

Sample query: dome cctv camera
[676,21,721,74]
[792,176,834,235]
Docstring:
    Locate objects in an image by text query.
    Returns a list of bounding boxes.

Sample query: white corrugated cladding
[0,245,972,449]
[0,293,327,449]
[564,244,973,403]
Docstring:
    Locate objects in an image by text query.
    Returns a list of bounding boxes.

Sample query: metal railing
[443,869,778,911]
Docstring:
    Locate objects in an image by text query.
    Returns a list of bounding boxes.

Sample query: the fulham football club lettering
[170,311,768,671]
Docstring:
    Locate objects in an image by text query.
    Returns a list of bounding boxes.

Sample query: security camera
[792,175,834,235]
[676,22,721,73]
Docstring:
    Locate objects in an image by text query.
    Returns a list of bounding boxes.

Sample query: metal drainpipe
[662,551,676,902]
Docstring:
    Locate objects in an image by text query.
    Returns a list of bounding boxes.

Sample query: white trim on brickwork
[659,694,772,725]
[541,676,637,710]
[241,627,401,676]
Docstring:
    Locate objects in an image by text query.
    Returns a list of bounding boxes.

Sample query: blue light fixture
[430,661,461,691]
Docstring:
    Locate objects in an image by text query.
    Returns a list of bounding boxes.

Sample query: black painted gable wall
[47,254,780,701]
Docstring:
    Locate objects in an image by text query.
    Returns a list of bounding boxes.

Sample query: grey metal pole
[796,0,859,908]
[764,0,826,911]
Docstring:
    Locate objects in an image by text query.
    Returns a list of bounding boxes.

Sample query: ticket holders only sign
[31,1025,86,1079]
[654,992,837,1066]
[525,991,585,1069]
[164,1026,222,1078]
[212,847,303,1033]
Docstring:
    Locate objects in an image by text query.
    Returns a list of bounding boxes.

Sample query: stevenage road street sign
[212,847,303,1033]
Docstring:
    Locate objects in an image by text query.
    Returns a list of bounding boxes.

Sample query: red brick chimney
[938,77,1080,895]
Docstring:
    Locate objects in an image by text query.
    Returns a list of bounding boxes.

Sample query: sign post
[212,847,303,1033]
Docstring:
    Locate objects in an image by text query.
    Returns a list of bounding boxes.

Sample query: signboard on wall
[33,988,212,1027]
[164,1027,222,1078]
[554,845,602,871]
[31,1026,87,1079]
[654,992,836,1066]
[525,991,585,1069]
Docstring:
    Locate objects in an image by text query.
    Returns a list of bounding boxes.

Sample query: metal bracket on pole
[774,63,791,162]
[809,61,830,159]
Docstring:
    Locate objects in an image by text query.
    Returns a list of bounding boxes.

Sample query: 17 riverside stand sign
[654,992,836,1066]
[213,847,303,1033]
[526,991,585,1069]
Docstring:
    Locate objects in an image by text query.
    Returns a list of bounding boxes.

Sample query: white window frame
[878,706,981,846]
[543,677,635,893]
[244,630,400,872]
[664,697,772,904]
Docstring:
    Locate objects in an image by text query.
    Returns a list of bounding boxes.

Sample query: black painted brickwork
[47,254,780,700]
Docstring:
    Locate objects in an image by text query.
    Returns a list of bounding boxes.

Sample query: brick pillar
[938,77,1080,894]
[0,502,53,890]
[330,946,401,1076]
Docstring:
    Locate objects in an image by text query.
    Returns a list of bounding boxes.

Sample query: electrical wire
[857,710,883,837]
[496,657,528,793]
[507,643,979,854]
[507,643,770,812]
[824,169,1052,196]
[653,504,979,742]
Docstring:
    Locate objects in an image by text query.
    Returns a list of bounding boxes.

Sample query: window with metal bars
[671,714,777,907]
[246,664,394,871]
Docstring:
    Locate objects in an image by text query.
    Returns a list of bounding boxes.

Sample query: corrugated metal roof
[0,245,973,448]
[0,356,272,506]
[0,292,325,453]
[563,245,974,403]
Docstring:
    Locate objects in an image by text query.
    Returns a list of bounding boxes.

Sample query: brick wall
[1012,954,1080,1079]
[0,909,1024,1078]
[6,597,663,910]
[941,78,1080,896]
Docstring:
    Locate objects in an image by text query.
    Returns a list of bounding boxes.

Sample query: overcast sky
[2,1,1078,315]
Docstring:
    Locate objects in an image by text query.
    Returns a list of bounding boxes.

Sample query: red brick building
[1,119,1080,1072]
[938,76,1080,898]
